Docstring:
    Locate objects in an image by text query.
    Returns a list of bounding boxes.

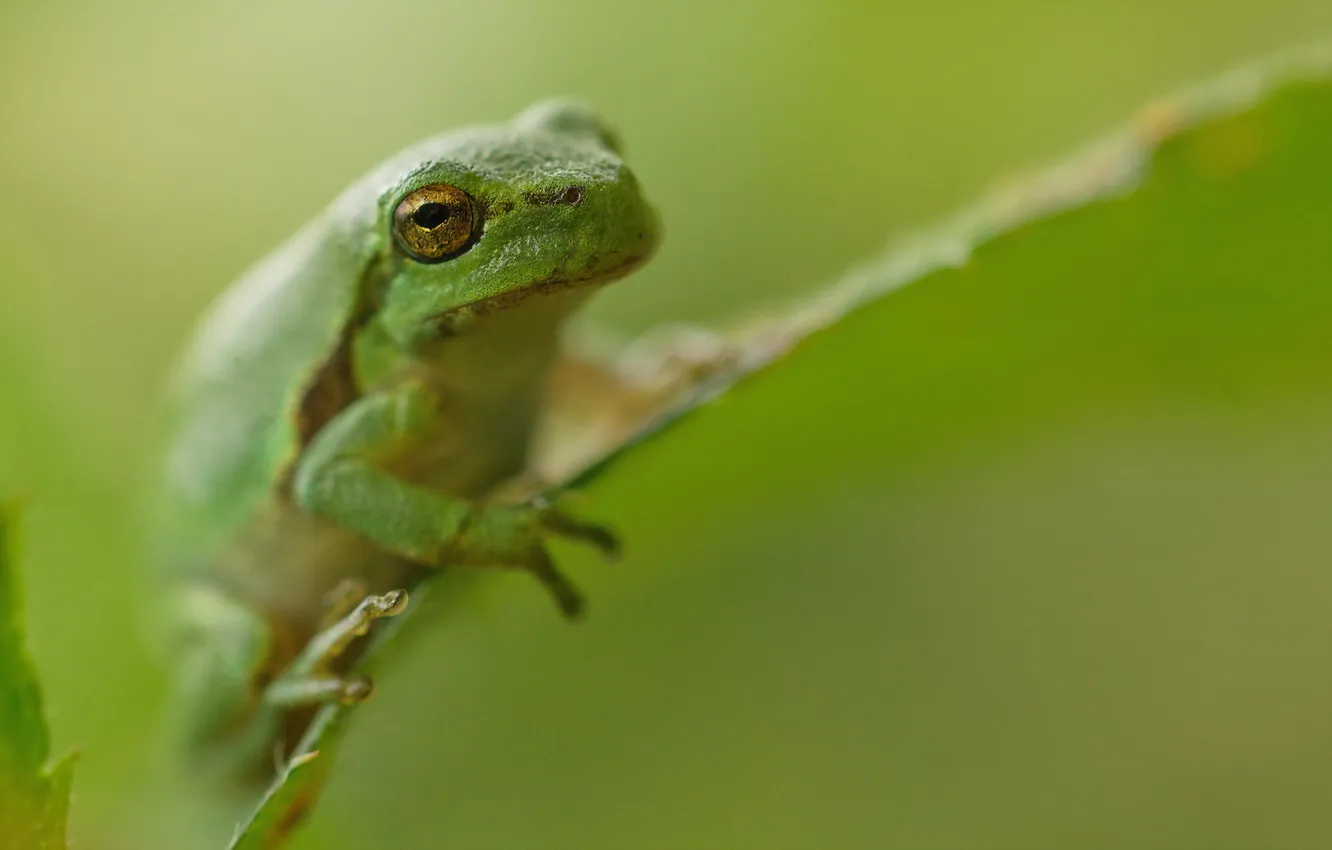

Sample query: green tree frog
[159,100,660,781]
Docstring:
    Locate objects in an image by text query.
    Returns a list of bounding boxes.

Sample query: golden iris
[392,184,475,263]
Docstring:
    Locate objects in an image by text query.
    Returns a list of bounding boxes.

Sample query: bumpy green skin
[160,101,659,781]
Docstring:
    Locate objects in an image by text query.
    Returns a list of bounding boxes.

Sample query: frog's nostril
[525,186,586,207]
[555,187,584,206]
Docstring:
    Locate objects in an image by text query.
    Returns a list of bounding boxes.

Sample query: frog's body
[160,101,659,782]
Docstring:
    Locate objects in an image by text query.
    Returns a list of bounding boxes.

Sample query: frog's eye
[392,183,476,263]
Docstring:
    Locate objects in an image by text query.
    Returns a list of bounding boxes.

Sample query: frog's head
[348,100,660,346]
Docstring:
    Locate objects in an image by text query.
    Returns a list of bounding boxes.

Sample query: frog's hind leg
[170,583,286,782]
[264,587,408,708]
[172,583,408,782]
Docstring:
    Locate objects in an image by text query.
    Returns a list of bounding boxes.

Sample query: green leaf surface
[0,506,75,850]
[245,44,1332,849]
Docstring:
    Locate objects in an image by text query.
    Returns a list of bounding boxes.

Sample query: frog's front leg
[292,384,616,617]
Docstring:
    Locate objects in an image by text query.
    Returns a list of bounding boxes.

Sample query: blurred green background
[3,1,1332,848]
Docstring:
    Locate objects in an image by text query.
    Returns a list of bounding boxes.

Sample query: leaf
[231,42,1332,848]
[0,504,76,850]
[226,750,326,850]
[545,43,1332,493]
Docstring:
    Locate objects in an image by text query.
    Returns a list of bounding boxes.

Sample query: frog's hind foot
[265,589,408,709]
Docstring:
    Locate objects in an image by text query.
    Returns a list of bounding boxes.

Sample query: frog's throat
[428,251,650,324]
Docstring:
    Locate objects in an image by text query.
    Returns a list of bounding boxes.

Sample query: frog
[158,99,661,783]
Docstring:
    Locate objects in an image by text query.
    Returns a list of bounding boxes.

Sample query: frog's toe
[539,508,622,560]
[526,547,587,620]
[267,674,376,708]
[338,675,375,704]
[363,588,409,619]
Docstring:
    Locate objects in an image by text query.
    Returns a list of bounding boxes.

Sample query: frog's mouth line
[428,250,652,325]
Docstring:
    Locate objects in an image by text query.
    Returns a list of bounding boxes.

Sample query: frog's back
[161,217,373,560]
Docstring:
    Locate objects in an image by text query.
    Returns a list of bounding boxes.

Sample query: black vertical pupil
[413,203,452,229]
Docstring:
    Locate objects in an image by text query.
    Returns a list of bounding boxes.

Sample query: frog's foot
[264,589,408,709]
[527,501,623,620]
[457,499,620,620]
